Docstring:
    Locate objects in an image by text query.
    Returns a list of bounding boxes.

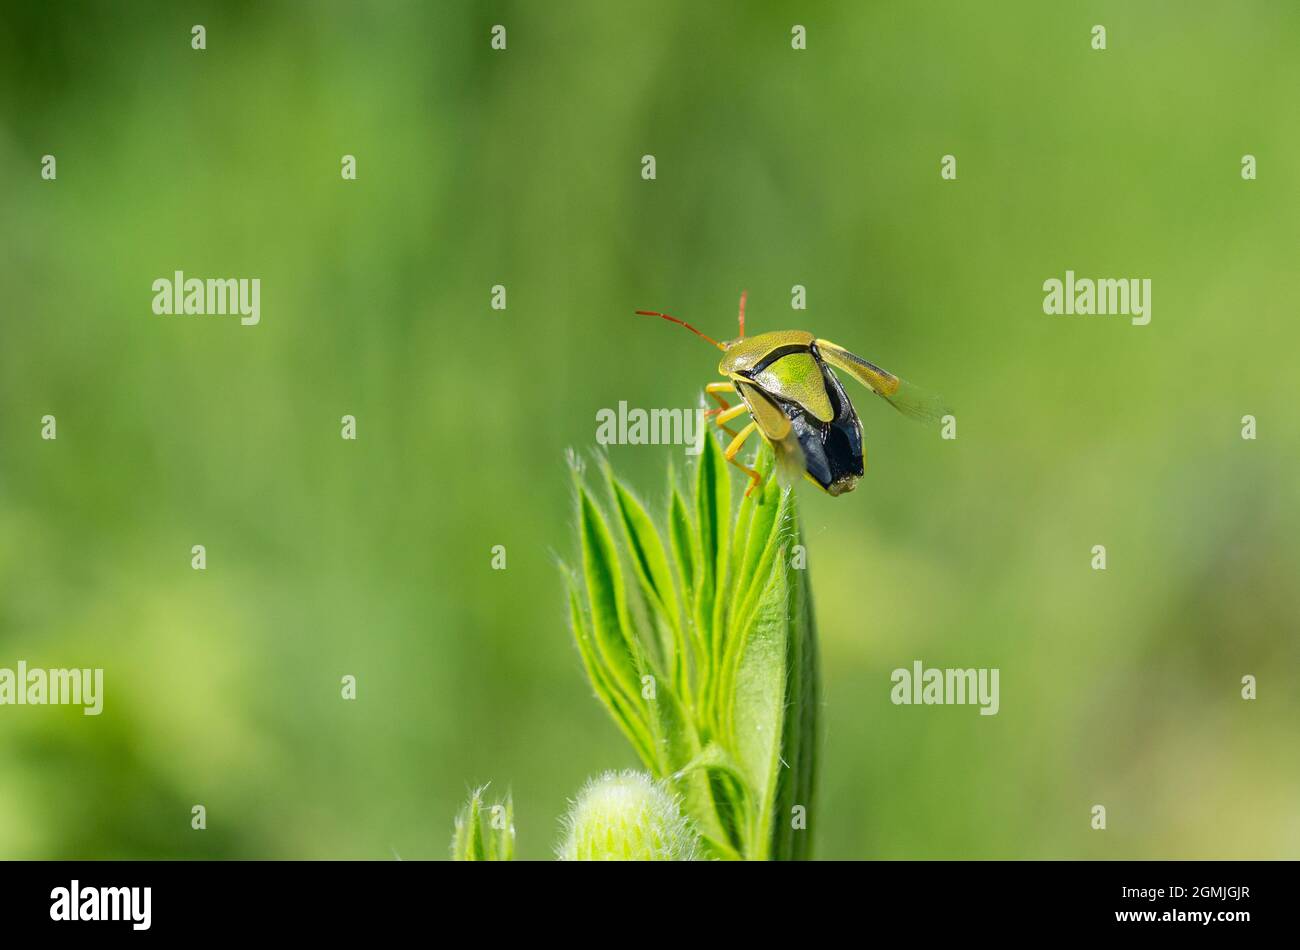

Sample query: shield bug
[636,292,947,497]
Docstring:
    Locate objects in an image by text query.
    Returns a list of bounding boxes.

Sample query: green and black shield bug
[636,292,947,497]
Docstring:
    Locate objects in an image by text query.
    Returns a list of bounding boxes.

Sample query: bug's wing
[735,380,807,485]
[815,339,948,425]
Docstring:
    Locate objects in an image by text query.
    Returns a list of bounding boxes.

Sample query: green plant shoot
[450,786,515,861]
[563,435,819,860]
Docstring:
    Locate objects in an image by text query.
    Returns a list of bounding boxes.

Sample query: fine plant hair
[450,434,820,860]
[450,786,514,861]
[561,435,820,860]
[557,770,703,861]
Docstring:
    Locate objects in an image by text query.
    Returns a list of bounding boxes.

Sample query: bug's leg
[723,421,763,497]
[737,290,747,338]
[709,404,748,441]
[713,403,749,428]
[703,380,740,436]
[704,380,737,410]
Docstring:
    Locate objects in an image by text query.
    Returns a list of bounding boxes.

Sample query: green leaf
[577,484,645,711]
[694,431,731,720]
[730,554,792,860]
[605,469,686,692]
[668,484,702,679]
[452,787,483,860]
[497,794,516,861]
[643,675,738,854]
[451,787,515,860]
[671,741,751,860]
[674,741,751,802]
[563,442,820,860]
[565,568,657,770]
[772,544,819,861]
[718,478,787,740]
[734,477,784,618]
[729,474,758,596]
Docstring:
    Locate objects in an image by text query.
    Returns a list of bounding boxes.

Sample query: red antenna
[634,309,727,351]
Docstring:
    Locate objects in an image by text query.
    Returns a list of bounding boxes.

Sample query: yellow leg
[713,403,748,427]
[704,381,736,413]
[723,421,762,497]
[704,381,740,436]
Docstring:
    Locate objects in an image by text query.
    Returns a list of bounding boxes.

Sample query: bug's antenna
[634,309,727,351]
[738,289,747,339]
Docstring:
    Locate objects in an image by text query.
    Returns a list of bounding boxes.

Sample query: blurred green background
[2,1,1297,859]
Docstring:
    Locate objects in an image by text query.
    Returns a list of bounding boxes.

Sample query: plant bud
[558,771,702,861]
